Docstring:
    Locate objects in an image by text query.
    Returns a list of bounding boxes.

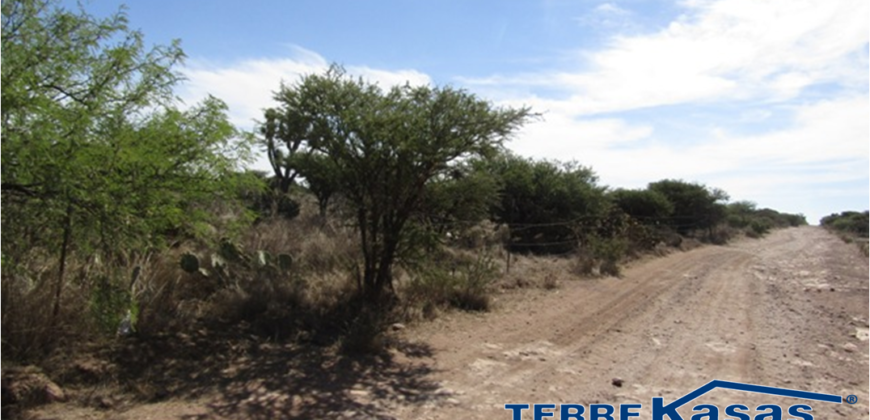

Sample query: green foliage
[726,201,806,237]
[725,201,757,228]
[277,253,294,272]
[648,179,728,236]
[263,65,533,303]
[89,275,131,335]
[746,220,771,238]
[236,170,298,221]
[486,153,608,254]
[260,100,307,194]
[419,160,502,236]
[406,250,499,312]
[180,253,200,274]
[821,211,869,238]
[1,0,253,333]
[294,152,341,217]
[609,188,674,224]
[588,235,628,277]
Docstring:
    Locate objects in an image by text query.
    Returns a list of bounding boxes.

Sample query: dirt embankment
[26,226,869,419]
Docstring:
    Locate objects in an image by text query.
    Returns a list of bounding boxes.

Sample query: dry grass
[497,253,576,289]
[541,273,560,290]
[1,249,126,362]
[398,247,502,319]
[571,249,597,277]
[1,198,366,363]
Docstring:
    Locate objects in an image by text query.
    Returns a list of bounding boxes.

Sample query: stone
[44,382,66,403]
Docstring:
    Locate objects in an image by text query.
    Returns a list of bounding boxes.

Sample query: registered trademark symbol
[845,395,858,404]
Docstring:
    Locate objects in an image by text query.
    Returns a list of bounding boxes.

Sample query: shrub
[571,248,597,276]
[821,211,869,238]
[486,154,608,254]
[403,250,499,313]
[609,188,674,224]
[709,226,736,244]
[590,236,628,277]
[571,235,628,277]
[648,179,728,236]
[747,220,771,238]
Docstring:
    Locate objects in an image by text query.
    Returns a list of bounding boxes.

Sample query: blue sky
[82,0,868,223]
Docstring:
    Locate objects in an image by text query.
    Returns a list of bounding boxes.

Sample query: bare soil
[24,226,869,419]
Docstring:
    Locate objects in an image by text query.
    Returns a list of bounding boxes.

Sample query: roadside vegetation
[0,0,808,414]
[820,211,869,255]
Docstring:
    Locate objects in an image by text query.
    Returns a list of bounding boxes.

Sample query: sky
[79,0,868,224]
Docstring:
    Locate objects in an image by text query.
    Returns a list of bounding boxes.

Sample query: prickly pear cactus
[180,253,200,273]
[277,253,293,272]
[219,238,246,264]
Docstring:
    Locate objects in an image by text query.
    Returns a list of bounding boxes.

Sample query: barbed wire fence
[414,213,713,274]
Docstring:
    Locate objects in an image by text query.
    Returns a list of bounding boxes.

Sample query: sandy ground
[28,226,869,419]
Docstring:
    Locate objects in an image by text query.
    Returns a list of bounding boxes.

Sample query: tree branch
[1,182,40,197]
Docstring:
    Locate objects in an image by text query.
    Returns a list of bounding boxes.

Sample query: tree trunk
[51,202,73,324]
[317,196,329,219]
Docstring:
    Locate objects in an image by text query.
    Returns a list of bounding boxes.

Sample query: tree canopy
[648,179,728,236]
[485,154,608,254]
[262,66,534,302]
[609,188,674,224]
[1,0,253,321]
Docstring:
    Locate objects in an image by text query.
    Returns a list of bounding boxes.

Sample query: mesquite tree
[264,66,533,303]
[1,0,252,326]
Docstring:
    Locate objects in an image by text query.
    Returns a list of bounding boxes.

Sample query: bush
[821,211,868,238]
[591,236,628,277]
[648,179,728,236]
[609,188,674,224]
[747,220,771,238]
[728,201,806,233]
[404,250,499,313]
[571,235,628,277]
[486,154,608,254]
[572,248,597,276]
[89,276,135,335]
[708,226,735,244]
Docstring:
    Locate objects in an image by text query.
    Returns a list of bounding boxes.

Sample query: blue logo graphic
[506,379,845,420]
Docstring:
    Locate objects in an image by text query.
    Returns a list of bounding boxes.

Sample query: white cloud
[595,3,629,15]
[694,96,869,166]
[471,0,869,115]
[509,114,653,161]
[574,2,636,31]
[179,46,431,129]
[480,0,868,222]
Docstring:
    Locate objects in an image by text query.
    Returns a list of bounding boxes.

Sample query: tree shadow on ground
[110,325,444,420]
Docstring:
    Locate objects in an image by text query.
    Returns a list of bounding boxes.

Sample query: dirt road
[392,226,869,419]
[30,227,868,419]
